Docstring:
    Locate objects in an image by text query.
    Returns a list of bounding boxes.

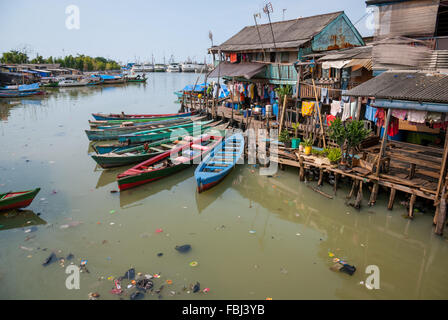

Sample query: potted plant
[303,137,313,155]
[345,120,370,167]
[291,123,301,149]
[279,129,291,148]
[327,147,342,168]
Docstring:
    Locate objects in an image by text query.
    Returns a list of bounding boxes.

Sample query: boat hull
[92,111,194,121]
[0,188,40,211]
[195,133,245,193]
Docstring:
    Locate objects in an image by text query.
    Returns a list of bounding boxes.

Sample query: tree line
[0,50,121,71]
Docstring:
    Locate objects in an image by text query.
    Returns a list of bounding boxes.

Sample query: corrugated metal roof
[318,46,372,61]
[208,62,266,79]
[212,11,343,52]
[345,70,448,103]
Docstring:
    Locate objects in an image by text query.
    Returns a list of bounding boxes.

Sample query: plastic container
[291,138,301,149]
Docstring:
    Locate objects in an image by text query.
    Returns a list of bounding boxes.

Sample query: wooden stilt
[433,205,439,225]
[369,182,379,206]
[299,156,305,182]
[408,193,416,219]
[347,179,358,200]
[354,181,363,209]
[387,188,396,210]
[318,168,324,186]
[435,186,446,235]
[334,173,339,195]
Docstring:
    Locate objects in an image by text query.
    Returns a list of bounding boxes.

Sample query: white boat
[131,64,144,72]
[154,64,166,72]
[142,64,154,72]
[194,63,207,73]
[58,79,91,87]
[167,63,181,72]
[180,63,197,72]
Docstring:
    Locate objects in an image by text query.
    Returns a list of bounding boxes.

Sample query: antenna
[263,2,281,78]
[282,8,287,21]
[208,30,214,47]
[253,13,266,61]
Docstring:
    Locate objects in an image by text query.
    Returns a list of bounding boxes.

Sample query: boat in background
[154,64,166,72]
[0,188,40,211]
[195,132,245,193]
[126,74,147,83]
[117,134,222,190]
[0,83,44,98]
[92,111,195,121]
[167,63,181,72]
[143,64,154,72]
[180,63,197,72]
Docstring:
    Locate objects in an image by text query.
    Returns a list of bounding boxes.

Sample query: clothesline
[299,81,346,92]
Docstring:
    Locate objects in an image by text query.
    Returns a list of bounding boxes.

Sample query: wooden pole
[435,186,447,235]
[387,188,396,210]
[278,94,288,134]
[311,78,326,148]
[408,193,416,219]
[370,108,392,206]
[355,97,362,121]
[434,129,448,205]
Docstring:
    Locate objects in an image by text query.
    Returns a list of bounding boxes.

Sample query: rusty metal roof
[211,11,343,52]
[345,70,448,104]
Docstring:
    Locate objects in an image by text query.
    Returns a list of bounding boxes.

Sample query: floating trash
[203,288,210,293]
[153,274,161,279]
[166,280,173,285]
[109,210,115,214]
[155,228,163,233]
[249,230,256,234]
[189,261,198,267]
[328,252,335,257]
[175,244,191,253]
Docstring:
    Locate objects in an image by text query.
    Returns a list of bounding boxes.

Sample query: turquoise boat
[117,120,213,144]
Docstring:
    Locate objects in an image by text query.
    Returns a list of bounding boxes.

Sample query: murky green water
[1,73,448,300]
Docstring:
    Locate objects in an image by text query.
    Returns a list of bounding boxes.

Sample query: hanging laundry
[387,117,399,137]
[341,90,350,103]
[375,108,386,128]
[350,101,357,118]
[407,110,427,123]
[321,88,330,104]
[341,102,351,121]
[391,109,407,120]
[427,112,442,123]
[364,104,377,122]
[269,90,276,105]
[301,101,315,116]
[330,100,342,116]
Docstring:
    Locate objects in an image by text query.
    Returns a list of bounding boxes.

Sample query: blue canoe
[194,132,245,193]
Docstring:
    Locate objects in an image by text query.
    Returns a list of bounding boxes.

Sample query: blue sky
[0,0,372,64]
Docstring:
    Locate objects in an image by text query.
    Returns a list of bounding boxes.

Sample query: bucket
[291,138,301,149]
[266,104,272,117]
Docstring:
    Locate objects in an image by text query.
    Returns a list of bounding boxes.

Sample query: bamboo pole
[434,129,448,205]
[435,186,447,235]
[278,94,288,134]
[370,108,392,206]
[311,78,326,149]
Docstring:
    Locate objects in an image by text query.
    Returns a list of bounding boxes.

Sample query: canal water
[0,72,447,300]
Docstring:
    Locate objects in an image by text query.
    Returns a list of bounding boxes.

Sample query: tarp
[344,58,373,71]
[321,60,351,69]
[182,82,209,92]
[207,62,266,79]
[92,74,119,80]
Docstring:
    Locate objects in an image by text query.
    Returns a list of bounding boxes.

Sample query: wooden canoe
[117,120,214,144]
[117,135,222,191]
[92,111,195,121]
[92,121,228,154]
[195,132,245,193]
[0,188,40,211]
[90,136,192,168]
[85,117,204,141]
